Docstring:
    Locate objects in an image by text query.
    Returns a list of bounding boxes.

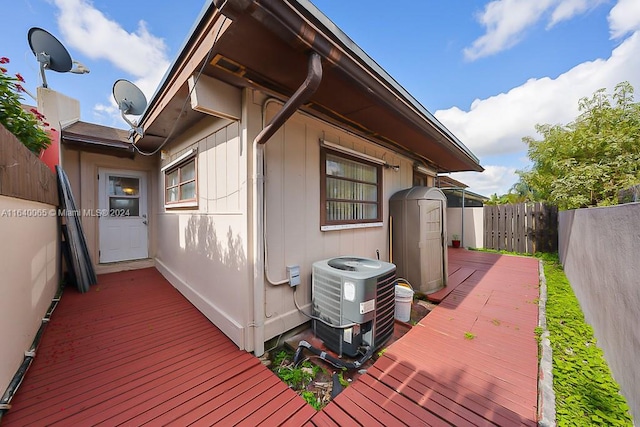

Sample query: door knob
[142,220,148,225]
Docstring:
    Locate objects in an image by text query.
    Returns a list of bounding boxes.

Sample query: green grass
[543,256,633,426]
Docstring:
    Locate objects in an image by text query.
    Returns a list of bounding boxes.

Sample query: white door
[98,169,149,263]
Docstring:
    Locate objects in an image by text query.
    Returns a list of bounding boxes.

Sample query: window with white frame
[321,149,382,227]
[164,157,197,207]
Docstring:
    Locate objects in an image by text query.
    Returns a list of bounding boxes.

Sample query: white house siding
[155,116,251,350]
[261,100,415,341]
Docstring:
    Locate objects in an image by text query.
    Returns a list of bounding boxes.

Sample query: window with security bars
[321,149,382,226]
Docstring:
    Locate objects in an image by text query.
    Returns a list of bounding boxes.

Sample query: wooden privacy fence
[0,124,58,206]
[484,202,558,254]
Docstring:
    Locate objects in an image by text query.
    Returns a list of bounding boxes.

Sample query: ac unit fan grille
[373,270,396,350]
[312,268,342,324]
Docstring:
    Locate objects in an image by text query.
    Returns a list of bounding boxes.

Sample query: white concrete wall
[559,203,640,421]
[0,196,59,394]
[261,100,416,341]
[37,87,80,130]
[446,207,484,248]
[155,115,251,350]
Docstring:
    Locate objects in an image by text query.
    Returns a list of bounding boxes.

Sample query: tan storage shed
[390,187,448,294]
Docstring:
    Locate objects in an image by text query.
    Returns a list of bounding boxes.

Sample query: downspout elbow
[255,51,322,145]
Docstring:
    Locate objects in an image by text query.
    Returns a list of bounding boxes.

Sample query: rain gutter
[252,53,322,356]
[255,52,323,145]
[252,0,482,171]
[215,1,324,356]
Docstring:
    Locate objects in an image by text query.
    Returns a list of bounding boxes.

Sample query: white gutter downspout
[252,52,323,356]
[462,189,466,248]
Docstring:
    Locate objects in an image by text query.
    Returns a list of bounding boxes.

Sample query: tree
[519,82,640,210]
[484,179,539,205]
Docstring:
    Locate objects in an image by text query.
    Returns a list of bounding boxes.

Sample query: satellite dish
[113,79,147,137]
[28,27,72,88]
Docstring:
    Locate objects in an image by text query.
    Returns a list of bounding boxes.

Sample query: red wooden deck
[307,249,540,426]
[3,249,540,426]
[1,268,315,426]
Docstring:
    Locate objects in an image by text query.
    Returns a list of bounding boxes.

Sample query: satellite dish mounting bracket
[113,79,147,139]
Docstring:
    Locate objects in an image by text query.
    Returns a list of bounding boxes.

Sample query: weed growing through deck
[543,256,633,426]
[270,349,344,411]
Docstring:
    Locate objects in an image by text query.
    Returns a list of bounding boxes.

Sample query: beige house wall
[0,196,59,393]
[60,146,158,272]
[260,99,416,341]
[559,203,640,422]
[149,86,461,352]
[446,207,484,248]
[154,115,251,350]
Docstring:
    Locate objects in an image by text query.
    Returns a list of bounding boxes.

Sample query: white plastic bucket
[394,284,414,322]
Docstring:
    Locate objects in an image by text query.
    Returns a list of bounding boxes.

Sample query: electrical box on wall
[287,265,300,287]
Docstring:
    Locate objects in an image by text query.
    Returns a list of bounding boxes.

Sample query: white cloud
[51,0,170,116]
[548,0,605,27]
[464,0,553,61]
[464,0,605,60]
[448,165,518,196]
[437,31,640,158]
[609,0,640,38]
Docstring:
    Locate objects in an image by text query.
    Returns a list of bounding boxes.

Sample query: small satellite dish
[113,79,147,137]
[28,27,73,88]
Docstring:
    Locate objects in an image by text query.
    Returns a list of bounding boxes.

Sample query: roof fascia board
[138,1,220,133]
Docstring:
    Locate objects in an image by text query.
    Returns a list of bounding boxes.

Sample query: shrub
[0,57,51,154]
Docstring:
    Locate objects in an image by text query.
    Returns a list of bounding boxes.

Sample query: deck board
[311,250,539,426]
[1,268,309,427]
[3,249,540,426]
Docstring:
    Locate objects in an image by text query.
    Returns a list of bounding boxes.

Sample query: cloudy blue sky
[3,0,640,196]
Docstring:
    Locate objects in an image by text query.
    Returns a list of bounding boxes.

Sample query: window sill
[164,201,198,209]
[321,222,383,232]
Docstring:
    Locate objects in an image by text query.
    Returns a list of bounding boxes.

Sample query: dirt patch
[264,298,436,410]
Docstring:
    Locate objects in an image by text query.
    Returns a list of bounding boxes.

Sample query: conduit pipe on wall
[262,100,289,287]
[0,287,63,421]
[251,52,323,356]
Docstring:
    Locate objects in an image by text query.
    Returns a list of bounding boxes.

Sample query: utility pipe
[462,189,466,248]
[0,287,62,421]
[251,51,323,357]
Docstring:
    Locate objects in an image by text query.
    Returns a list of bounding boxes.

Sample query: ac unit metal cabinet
[390,187,448,294]
[312,257,396,357]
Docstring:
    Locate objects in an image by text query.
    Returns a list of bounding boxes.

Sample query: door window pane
[109,176,140,196]
[109,198,139,216]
